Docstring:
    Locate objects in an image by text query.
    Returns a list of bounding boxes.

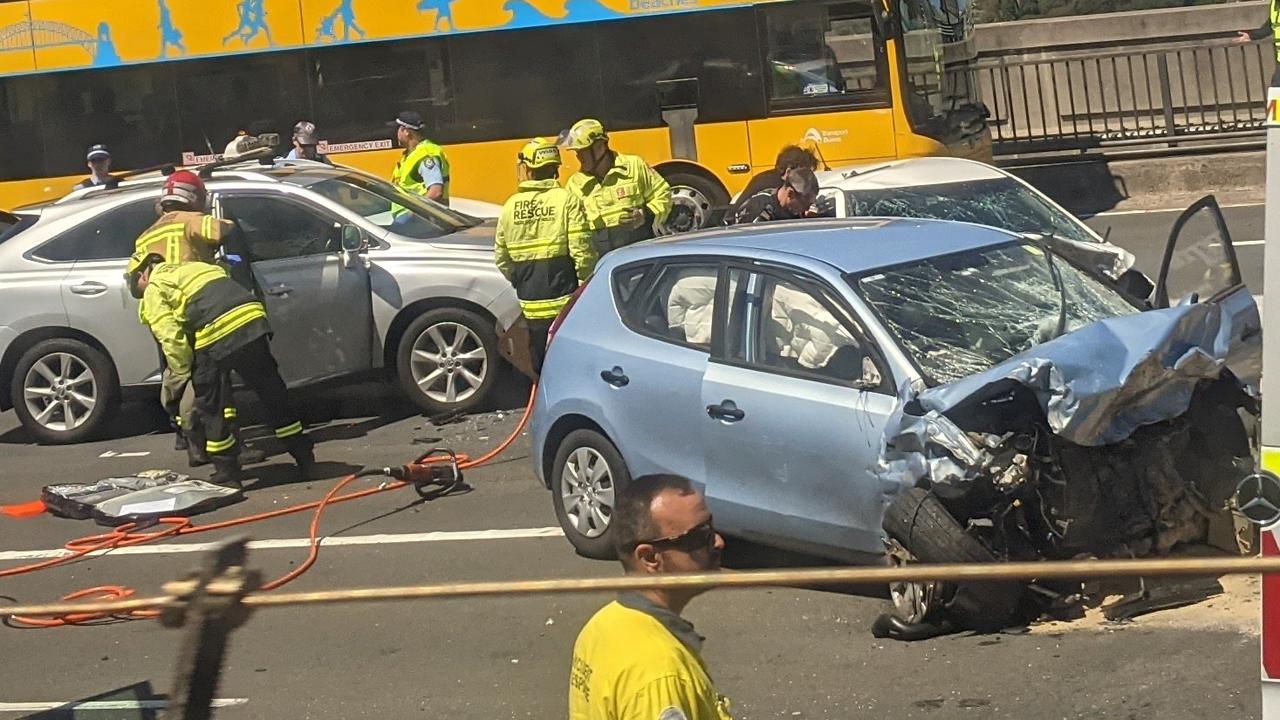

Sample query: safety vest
[566,152,672,254]
[1272,0,1280,61]
[494,179,597,320]
[392,139,451,204]
[135,211,231,266]
[141,262,269,370]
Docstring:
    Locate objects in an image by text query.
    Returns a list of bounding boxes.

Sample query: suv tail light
[547,277,591,347]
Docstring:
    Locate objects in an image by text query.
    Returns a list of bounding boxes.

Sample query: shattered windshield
[844,178,1097,245]
[855,242,1138,385]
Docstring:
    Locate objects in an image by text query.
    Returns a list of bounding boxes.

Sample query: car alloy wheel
[886,538,940,625]
[23,351,97,433]
[409,321,489,405]
[559,446,615,539]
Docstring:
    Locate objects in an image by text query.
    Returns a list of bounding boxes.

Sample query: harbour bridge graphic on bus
[0,16,123,67]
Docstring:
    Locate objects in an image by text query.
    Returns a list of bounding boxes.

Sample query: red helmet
[160,170,207,209]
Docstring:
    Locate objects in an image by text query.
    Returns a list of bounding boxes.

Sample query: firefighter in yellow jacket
[126,253,316,488]
[134,170,255,466]
[560,118,672,256]
[495,138,597,373]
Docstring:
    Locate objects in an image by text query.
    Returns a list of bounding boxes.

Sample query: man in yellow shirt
[560,118,671,256]
[568,475,732,720]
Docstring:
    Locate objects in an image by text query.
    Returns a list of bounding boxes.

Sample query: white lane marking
[0,527,565,562]
[0,698,248,712]
[1088,202,1262,218]
[97,451,152,458]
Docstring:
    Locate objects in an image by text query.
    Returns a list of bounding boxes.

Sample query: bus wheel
[661,172,729,234]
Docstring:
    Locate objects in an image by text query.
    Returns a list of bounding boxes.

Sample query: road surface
[0,376,1262,719]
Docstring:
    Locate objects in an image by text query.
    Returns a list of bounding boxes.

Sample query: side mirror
[340,225,365,253]
[855,356,882,390]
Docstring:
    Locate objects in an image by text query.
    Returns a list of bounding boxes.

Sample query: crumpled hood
[916,301,1235,446]
[876,301,1240,490]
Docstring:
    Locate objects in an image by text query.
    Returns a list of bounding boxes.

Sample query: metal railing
[967,37,1274,155]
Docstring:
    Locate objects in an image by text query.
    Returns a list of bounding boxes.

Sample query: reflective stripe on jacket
[567,152,671,252]
[139,262,269,375]
[1272,0,1279,61]
[135,211,231,265]
[392,139,451,204]
[495,179,597,320]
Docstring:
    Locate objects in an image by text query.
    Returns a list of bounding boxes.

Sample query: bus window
[762,0,887,109]
[448,24,603,141]
[0,76,45,182]
[175,53,308,158]
[596,9,764,130]
[25,64,182,180]
[310,40,456,144]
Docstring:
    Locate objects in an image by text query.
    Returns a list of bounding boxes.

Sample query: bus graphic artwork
[0,17,121,67]
[223,0,274,46]
[417,0,455,32]
[158,0,186,57]
[316,0,364,42]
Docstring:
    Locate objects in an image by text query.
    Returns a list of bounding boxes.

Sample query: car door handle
[69,281,107,296]
[707,400,745,423]
[265,284,294,297]
[1242,325,1261,342]
[600,367,629,388]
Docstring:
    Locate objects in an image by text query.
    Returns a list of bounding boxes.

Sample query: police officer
[286,121,331,164]
[729,167,819,225]
[127,253,316,488]
[569,475,732,720]
[74,145,113,190]
[494,138,596,373]
[559,118,671,255]
[134,170,258,466]
[389,110,450,205]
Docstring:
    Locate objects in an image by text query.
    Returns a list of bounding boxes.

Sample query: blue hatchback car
[529,218,1259,574]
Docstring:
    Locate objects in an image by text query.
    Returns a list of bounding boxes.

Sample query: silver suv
[0,163,521,444]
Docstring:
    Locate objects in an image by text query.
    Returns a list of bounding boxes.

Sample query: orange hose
[4,384,536,628]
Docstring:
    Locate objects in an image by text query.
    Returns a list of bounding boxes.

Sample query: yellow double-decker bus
[0,0,990,225]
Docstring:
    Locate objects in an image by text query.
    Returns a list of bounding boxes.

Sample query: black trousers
[192,335,304,460]
[528,318,552,375]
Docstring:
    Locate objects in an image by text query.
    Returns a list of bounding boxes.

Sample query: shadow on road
[1007,159,1129,216]
[0,372,535,448]
[15,680,162,719]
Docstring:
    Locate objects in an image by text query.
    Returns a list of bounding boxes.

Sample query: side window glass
[623,264,720,351]
[220,196,336,262]
[34,200,158,262]
[757,276,878,386]
[763,0,886,108]
[613,263,653,327]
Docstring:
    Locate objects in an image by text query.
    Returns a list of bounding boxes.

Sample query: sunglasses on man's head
[639,519,717,553]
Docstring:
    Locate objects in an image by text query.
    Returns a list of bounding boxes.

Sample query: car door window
[1157,196,1243,308]
[733,273,886,388]
[32,200,157,262]
[219,195,337,262]
[620,263,720,351]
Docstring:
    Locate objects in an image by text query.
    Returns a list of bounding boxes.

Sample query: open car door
[1154,194,1261,387]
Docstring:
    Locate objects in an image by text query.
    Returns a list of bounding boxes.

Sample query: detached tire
[884,488,1023,633]
[396,307,499,416]
[661,171,730,233]
[10,338,118,445]
[551,429,632,559]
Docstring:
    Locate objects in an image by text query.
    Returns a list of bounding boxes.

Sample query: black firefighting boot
[283,435,318,481]
[209,454,244,490]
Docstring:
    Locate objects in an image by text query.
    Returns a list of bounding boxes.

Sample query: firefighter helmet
[160,170,207,209]
[518,138,562,169]
[558,118,607,150]
[125,251,165,299]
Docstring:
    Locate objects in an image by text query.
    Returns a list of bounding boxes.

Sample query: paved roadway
[0,201,1268,719]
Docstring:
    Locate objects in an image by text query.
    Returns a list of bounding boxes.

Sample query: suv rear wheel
[10,338,118,445]
[396,307,499,415]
